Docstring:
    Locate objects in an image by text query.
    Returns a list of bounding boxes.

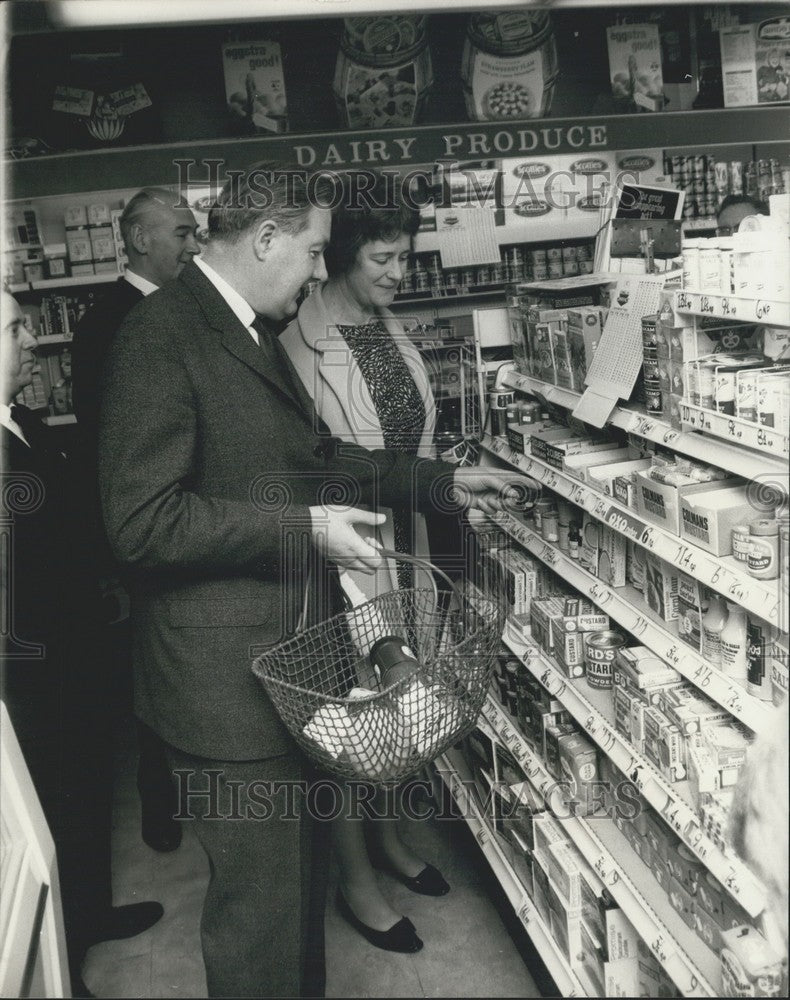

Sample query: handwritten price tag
[676,291,692,312]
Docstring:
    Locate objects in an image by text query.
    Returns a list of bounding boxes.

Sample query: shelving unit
[673,290,789,328]
[499,620,766,919]
[482,696,722,997]
[481,433,783,628]
[435,750,588,998]
[485,508,772,732]
[501,372,788,482]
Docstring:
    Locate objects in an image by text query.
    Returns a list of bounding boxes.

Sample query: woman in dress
[281,171,449,954]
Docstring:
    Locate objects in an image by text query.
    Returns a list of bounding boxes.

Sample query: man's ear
[129,222,148,255]
[252,219,278,261]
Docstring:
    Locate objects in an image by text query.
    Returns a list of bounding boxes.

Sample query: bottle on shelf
[720,601,748,682]
[701,595,728,668]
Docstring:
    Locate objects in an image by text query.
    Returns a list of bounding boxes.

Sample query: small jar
[748,520,780,580]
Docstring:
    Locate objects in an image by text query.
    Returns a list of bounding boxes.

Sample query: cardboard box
[544,435,614,470]
[578,919,640,999]
[64,204,88,228]
[551,328,577,389]
[661,688,730,736]
[222,38,287,133]
[668,875,696,929]
[563,447,634,482]
[614,645,682,694]
[547,877,583,962]
[644,706,686,782]
[579,516,627,587]
[679,485,757,556]
[558,732,599,813]
[545,722,577,778]
[529,426,578,462]
[87,203,112,227]
[531,849,552,922]
[531,321,558,384]
[606,23,663,112]
[567,306,606,388]
[666,842,705,894]
[66,233,93,263]
[551,620,587,678]
[587,458,652,497]
[89,228,117,262]
[644,553,679,623]
[676,572,708,652]
[532,813,569,855]
[644,811,675,862]
[635,472,719,535]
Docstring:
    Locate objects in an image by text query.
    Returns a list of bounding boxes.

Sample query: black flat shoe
[388,862,451,897]
[337,892,423,953]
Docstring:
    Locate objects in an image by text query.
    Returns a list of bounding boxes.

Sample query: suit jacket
[72,277,144,577]
[98,261,454,760]
[281,285,437,601]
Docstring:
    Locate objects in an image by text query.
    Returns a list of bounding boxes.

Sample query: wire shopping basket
[252,551,504,785]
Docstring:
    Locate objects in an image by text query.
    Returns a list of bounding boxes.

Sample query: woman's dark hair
[717,193,769,219]
[324,170,421,277]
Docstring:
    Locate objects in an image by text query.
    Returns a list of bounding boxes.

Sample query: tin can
[694,363,716,410]
[732,524,752,563]
[713,161,729,195]
[546,246,563,262]
[532,264,548,281]
[490,388,515,436]
[644,380,664,416]
[692,154,707,173]
[584,631,625,690]
[561,246,577,263]
[533,497,556,534]
[641,313,658,348]
[548,261,564,278]
[530,248,547,265]
[642,356,660,381]
[578,260,594,274]
[749,520,780,580]
[563,259,580,276]
[729,161,743,194]
[714,369,737,415]
[736,371,759,422]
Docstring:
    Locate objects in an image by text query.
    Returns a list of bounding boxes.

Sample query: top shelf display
[7,107,790,201]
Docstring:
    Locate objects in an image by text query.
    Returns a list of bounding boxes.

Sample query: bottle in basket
[370,636,461,754]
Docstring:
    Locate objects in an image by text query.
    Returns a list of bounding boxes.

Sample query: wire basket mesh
[252,555,503,785]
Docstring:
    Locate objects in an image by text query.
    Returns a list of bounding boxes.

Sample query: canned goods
[476,265,491,286]
[584,631,625,689]
[532,264,549,281]
[641,314,659,349]
[444,269,459,291]
[694,363,716,410]
[644,381,664,416]
[563,260,580,276]
[548,262,564,278]
[714,369,737,416]
[736,371,759,422]
[729,161,743,194]
[575,243,592,261]
[533,498,556,534]
[642,356,660,381]
[541,508,559,543]
[530,248,547,264]
[460,268,476,289]
[732,524,752,563]
[713,161,729,194]
[561,246,578,262]
[546,246,563,262]
[749,520,780,580]
[489,388,515,436]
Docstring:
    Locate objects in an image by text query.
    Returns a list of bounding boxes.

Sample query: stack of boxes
[65,201,123,277]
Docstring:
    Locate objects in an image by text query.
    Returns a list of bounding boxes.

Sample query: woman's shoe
[394,863,450,897]
[337,892,423,953]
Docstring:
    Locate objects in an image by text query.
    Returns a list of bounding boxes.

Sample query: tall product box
[567,306,605,389]
[222,39,287,133]
[679,486,757,556]
[635,473,723,535]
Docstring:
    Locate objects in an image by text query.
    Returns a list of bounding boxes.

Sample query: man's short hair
[207,161,335,243]
[119,187,187,250]
[717,193,769,220]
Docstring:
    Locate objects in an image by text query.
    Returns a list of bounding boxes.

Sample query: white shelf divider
[502,372,788,482]
[481,433,784,630]
[487,508,774,731]
[28,273,121,291]
[500,620,766,919]
[435,750,588,998]
[482,695,721,998]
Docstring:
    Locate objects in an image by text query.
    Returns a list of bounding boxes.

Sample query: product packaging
[643,706,686,782]
[567,306,606,387]
[720,925,784,997]
[557,732,599,814]
[676,572,709,652]
[222,39,287,132]
[606,23,664,111]
[680,485,758,556]
[587,458,652,497]
[635,472,726,535]
[643,553,680,623]
[563,448,634,482]
[579,516,627,587]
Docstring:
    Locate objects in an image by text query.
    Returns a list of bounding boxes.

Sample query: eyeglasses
[715,226,735,236]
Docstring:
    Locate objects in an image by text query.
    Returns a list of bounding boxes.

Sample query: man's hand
[309,505,386,574]
[451,467,540,516]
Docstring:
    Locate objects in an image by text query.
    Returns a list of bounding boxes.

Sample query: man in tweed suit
[98,162,523,997]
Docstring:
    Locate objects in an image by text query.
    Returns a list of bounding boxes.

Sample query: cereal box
[606,24,664,112]
[222,39,287,133]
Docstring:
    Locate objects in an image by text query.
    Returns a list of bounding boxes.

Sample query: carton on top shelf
[679,485,759,556]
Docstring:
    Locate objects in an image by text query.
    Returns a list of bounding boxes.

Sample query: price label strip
[673,290,789,328]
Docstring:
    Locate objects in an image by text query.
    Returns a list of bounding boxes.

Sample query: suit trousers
[164,742,331,998]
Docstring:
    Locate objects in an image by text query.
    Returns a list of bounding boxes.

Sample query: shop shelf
[673,290,789,329]
[678,404,789,462]
[483,696,722,997]
[28,273,121,291]
[500,621,766,918]
[486,508,775,732]
[502,371,788,482]
[481,433,784,629]
[36,334,72,345]
[435,750,588,998]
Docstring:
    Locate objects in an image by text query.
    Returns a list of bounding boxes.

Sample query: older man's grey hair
[119,187,189,251]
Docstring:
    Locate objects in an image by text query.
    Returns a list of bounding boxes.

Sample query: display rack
[499,619,766,919]
[481,434,783,628]
[435,751,588,999]
[485,508,772,732]
[501,372,788,482]
[482,696,722,997]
